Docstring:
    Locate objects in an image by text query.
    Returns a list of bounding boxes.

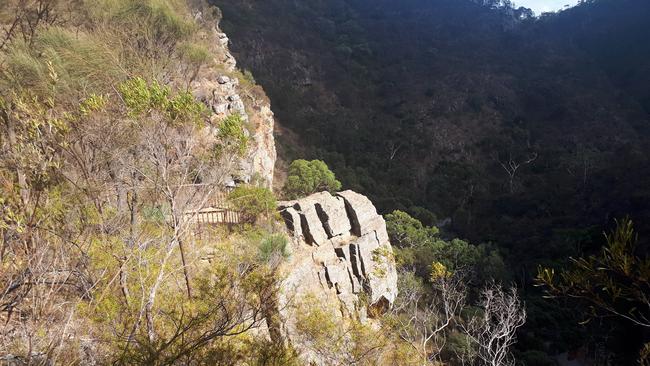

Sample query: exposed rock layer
[277,190,398,363]
[190,22,276,188]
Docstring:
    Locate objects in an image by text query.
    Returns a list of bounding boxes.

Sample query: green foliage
[141,205,166,223]
[228,185,277,224]
[258,233,290,263]
[250,341,300,366]
[406,206,437,227]
[118,77,205,123]
[385,210,439,248]
[443,331,476,364]
[537,218,650,329]
[84,233,284,365]
[294,294,388,364]
[79,94,108,116]
[217,114,249,156]
[284,159,342,199]
[386,210,506,282]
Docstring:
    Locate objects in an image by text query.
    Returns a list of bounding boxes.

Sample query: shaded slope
[212,0,650,269]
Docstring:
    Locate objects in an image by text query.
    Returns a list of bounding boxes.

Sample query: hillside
[2,0,649,364]
[212,0,650,362]
[0,1,286,363]
[214,0,650,270]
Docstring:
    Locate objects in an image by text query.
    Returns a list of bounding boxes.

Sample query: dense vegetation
[0,1,531,364]
[2,0,649,364]
[0,1,294,363]
[213,0,650,362]
[283,159,342,199]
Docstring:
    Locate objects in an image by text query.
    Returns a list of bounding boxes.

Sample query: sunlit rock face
[191,24,276,188]
[277,190,398,364]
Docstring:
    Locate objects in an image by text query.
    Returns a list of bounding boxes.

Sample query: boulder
[276,190,399,364]
[280,191,352,246]
[292,196,329,246]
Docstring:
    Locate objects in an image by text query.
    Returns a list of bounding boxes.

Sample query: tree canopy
[283,159,342,199]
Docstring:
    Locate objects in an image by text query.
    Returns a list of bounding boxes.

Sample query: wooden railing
[176,185,241,226]
[186,207,241,225]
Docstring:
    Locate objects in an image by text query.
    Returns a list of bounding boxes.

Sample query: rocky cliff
[194,12,399,362]
[277,190,398,363]
[191,16,276,188]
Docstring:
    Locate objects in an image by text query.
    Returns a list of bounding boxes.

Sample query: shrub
[386,210,507,282]
[117,77,204,123]
[217,114,249,156]
[228,185,277,223]
[385,210,439,248]
[258,234,290,263]
[283,159,341,199]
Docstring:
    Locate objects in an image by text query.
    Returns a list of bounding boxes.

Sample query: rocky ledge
[275,190,398,359]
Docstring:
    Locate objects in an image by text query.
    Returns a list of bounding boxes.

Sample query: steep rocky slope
[191,17,276,187]
[277,190,398,364]
[212,0,650,270]
[197,13,399,361]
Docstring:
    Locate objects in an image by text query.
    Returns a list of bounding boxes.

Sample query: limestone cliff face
[191,19,276,188]
[277,191,399,364]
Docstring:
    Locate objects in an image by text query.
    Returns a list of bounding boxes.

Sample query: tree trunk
[178,237,192,299]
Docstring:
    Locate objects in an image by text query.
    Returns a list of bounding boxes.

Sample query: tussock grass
[3,27,122,100]
[0,0,215,100]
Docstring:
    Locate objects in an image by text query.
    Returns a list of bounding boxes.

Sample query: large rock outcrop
[190,20,276,188]
[277,190,398,363]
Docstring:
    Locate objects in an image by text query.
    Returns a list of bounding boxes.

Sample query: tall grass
[3,27,122,99]
[0,0,214,100]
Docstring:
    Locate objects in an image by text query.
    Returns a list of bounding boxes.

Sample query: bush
[258,234,290,263]
[385,210,439,248]
[118,77,205,123]
[283,159,341,199]
[217,114,249,156]
[228,185,276,223]
[386,210,507,282]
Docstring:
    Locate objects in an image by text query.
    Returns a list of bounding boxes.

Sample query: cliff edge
[191,14,276,188]
[277,190,398,364]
